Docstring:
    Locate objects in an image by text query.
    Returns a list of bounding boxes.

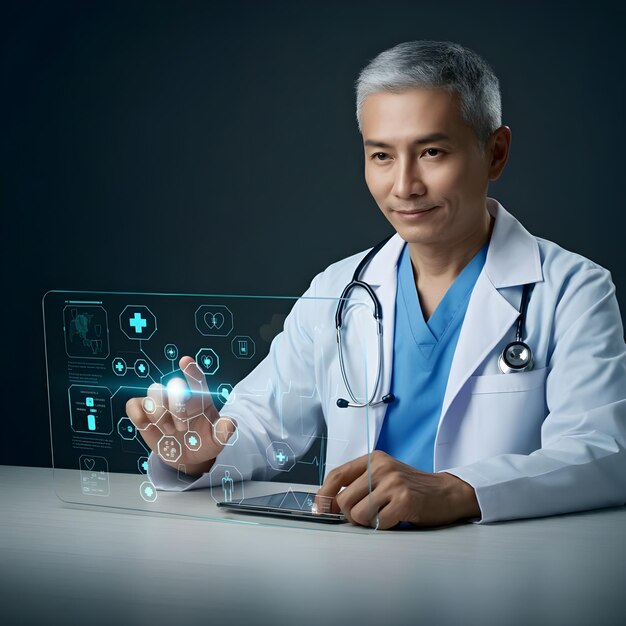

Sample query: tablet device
[217,490,346,523]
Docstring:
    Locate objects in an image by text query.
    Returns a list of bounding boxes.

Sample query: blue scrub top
[374,242,489,471]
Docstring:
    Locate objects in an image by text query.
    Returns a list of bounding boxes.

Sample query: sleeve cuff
[440,466,491,525]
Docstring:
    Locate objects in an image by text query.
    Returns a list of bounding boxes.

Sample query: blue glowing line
[47,289,348,303]
[110,386,222,399]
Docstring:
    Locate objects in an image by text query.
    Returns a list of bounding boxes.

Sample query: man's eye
[371,152,389,161]
[424,148,442,157]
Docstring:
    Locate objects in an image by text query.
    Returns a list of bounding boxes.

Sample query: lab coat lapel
[437,198,544,439]
[437,272,519,426]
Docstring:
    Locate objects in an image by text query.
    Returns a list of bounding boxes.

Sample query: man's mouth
[394,205,439,215]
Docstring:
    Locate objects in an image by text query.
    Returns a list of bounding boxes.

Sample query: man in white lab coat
[127,41,626,528]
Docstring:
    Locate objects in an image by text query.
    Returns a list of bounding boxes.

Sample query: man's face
[361,87,494,247]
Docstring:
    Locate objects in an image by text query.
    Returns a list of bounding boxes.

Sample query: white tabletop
[1,465,625,626]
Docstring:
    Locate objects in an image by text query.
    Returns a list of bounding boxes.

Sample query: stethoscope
[335,236,534,409]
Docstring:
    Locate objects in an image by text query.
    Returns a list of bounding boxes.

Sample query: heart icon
[204,312,225,330]
[202,356,212,368]
[84,458,95,470]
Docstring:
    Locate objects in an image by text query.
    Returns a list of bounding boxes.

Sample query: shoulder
[533,236,618,329]
[306,246,374,297]
[535,236,615,297]
[536,236,611,280]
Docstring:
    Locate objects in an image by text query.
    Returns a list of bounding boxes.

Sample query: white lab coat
[149,197,626,524]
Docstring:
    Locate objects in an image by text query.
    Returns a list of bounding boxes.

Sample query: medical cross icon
[138,363,146,374]
[120,306,157,341]
[275,450,287,464]
[129,313,147,333]
[115,361,124,372]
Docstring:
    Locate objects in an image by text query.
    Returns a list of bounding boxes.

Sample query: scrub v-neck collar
[397,242,489,354]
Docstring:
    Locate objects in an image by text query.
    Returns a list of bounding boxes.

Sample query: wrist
[443,472,481,521]
[179,457,216,478]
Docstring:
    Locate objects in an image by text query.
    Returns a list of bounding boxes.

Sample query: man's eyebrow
[363,133,451,148]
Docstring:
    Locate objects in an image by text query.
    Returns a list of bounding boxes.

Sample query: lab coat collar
[358,197,543,289]
[483,197,543,288]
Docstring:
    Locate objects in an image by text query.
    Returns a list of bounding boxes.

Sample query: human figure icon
[221,470,234,503]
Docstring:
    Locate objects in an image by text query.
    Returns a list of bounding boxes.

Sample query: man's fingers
[126,396,151,430]
[146,383,166,420]
[316,453,370,500]
[180,356,209,394]
[127,394,165,452]
[333,471,370,519]
[165,377,191,432]
[349,492,394,529]
[178,355,213,425]
[314,454,372,519]
[146,383,176,435]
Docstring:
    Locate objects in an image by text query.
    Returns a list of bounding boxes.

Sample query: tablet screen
[218,491,346,522]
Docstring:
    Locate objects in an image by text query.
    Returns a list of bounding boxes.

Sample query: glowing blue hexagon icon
[137,456,149,474]
[117,416,137,440]
[134,358,150,378]
[195,305,234,337]
[208,464,244,504]
[158,435,182,463]
[139,480,157,503]
[184,431,202,452]
[120,305,157,341]
[112,357,127,376]
[164,343,178,361]
[231,335,255,359]
[213,416,238,447]
[196,348,219,375]
[216,383,234,404]
[266,441,296,472]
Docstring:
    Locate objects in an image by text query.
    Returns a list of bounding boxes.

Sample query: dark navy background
[2,0,625,468]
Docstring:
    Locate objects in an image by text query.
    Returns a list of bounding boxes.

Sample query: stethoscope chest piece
[497,282,535,374]
[498,341,533,374]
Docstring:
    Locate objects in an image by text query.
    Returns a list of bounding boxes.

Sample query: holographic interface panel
[43,290,373,532]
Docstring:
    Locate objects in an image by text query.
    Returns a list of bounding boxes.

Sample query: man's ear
[487,125,512,182]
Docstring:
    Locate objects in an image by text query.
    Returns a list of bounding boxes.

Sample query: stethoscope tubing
[335,236,534,408]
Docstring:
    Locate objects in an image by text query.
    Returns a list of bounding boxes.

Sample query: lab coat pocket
[466,367,548,456]
[469,367,547,394]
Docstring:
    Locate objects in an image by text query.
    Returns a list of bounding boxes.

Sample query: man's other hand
[315,451,481,529]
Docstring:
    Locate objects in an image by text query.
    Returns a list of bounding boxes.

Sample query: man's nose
[393,158,426,198]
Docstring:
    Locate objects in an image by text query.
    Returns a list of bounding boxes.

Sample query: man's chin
[389,221,441,246]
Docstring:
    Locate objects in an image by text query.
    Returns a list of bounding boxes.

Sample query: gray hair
[355,40,502,147]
